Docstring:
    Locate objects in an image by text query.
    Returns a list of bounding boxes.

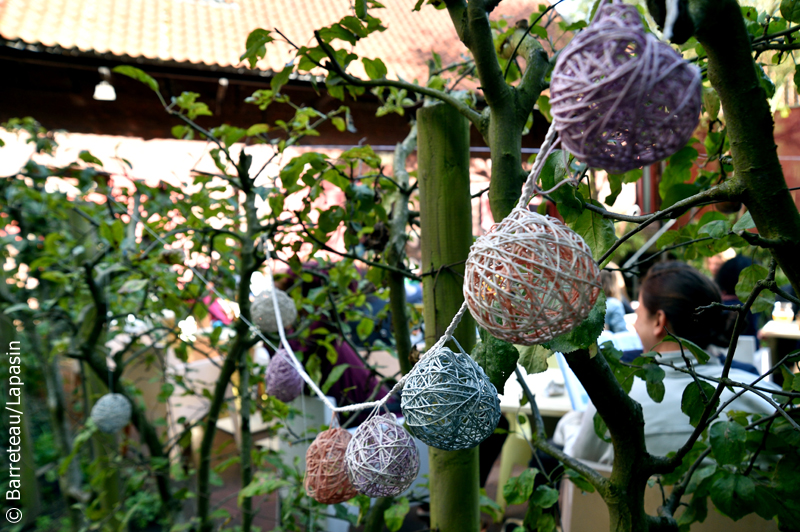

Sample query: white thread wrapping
[463,208,601,345]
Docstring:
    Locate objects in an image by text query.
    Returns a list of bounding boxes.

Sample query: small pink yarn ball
[549,3,701,173]
[463,208,601,345]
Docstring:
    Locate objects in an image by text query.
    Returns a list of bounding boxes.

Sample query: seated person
[560,261,777,463]
[600,270,629,333]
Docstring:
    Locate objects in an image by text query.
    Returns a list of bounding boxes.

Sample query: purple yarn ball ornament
[345,413,420,497]
[265,348,304,403]
[549,2,701,174]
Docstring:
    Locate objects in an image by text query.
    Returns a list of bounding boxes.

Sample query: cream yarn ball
[90,393,132,434]
[252,289,297,333]
[463,208,601,345]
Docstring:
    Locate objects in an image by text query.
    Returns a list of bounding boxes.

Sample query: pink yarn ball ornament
[265,348,303,403]
[463,208,601,345]
[549,2,701,173]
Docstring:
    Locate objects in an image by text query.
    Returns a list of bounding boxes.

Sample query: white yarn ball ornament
[464,207,601,345]
[252,289,297,333]
[345,413,420,497]
[401,346,501,451]
[90,393,132,434]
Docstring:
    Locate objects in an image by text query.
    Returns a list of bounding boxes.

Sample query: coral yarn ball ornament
[265,348,304,403]
[549,2,701,174]
[90,393,132,434]
[401,346,501,451]
[305,427,359,504]
[464,208,601,345]
[345,413,420,497]
[252,289,297,334]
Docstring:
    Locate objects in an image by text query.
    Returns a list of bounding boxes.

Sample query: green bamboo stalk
[417,102,480,532]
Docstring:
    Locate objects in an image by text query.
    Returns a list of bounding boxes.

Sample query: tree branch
[313,32,481,128]
[514,367,609,494]
[597,181,739,265]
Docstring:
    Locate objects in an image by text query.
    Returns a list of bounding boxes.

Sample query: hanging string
[106,109,561,415]
[662,0,679,42]
[516,121,560,210]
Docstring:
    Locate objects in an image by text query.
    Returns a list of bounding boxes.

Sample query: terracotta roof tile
[1,0,546,80]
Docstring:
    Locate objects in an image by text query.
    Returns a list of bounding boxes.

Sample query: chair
[560,460,778,532]
[495,414,534,510]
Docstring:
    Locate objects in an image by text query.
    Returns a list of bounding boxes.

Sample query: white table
[760,319,800,340]
[498,367,572,418]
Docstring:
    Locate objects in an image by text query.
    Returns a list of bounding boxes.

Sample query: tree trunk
[691,0,800,295]
[418,102,480,532]
[386,124,417,375]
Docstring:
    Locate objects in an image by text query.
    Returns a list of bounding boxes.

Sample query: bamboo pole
[417,102,480,532]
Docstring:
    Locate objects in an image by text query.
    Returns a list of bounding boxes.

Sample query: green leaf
[732,211,755,232]
[472,330,520,393]
[113,66,159,92]
[530,485,559,509]
[661,183,703,210]
[536,95,552,122]
[709,473,755,521]
[659,146,698,199]
[356,318,375,340]
[479,489,504,523]
[702,86,720,120]
[246,123,269,137]
[503,468,537,505]
[515,344,550,376]
[383,496,409,532]
[544,292,606,354]
[681,381,718,427]
[677,495,708,527]
[698,219,729,239]
[78,150,103,166]
[58,423,97,476]
[593,412,611,443]
[119,279,148,294]
[172,92,212,120]
[362,57,388,80]
[241,29,274,68]
[568,208,617,263]
[238,472,289,505]
[662,335,710,364]
[709,421,746,465]
[355,0,368,19]
[172,125,193,140]
[735,264,775,314]
[756,64,776,98]
[773,453,800,495]
[646,380,666,403]
[565,468,595,493]
[321,364,349,394]
[536,512,556,532]
[606,168,641,206]
[270,66,292,93]
[331,116,346,132]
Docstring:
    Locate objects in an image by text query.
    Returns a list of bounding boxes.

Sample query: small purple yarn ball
[265,348,303,403]
[344,413,420,497]
[550,3,701,173]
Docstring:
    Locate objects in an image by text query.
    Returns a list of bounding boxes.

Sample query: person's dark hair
[640,261,724,348]
[715,255,753,297]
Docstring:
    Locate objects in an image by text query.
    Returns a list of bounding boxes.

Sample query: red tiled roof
[0,0,546,80]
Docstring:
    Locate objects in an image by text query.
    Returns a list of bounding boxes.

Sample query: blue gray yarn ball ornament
[401,346,501,451]
[90,393,132,434]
